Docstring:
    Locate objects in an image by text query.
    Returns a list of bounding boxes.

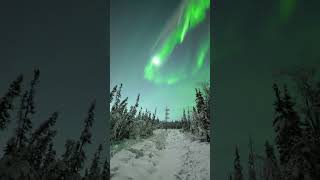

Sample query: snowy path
[110,129,210,180]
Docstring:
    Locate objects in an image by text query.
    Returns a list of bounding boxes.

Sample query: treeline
[110,84,160,143]
[161,120,183,129]
[0,70,109,180]
[180,83,210,142]
[229,67,320,180]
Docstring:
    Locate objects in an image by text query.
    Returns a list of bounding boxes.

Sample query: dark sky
[110,0,210,121]
[214,0,320,179]
[0,0,108,161]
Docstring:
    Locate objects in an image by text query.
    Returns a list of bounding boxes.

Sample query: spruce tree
[88,144,103,179]
[233,146,243,180]
[248,137,257,180]
[111,83,122,112]
[62,139,77,162]
[195,88,205,114]
[110,85,117,103]
[28,112,58,171]
[101,156,110,180]
[0,74,23,130]
[273,84,313,180]
[187,107,191,131]
[273,84,302,165]
[41,142,56,176]
[263,141,281,180]
[15,70,40,149]
[181,109,187,130]
[70,101,96,173]
[29,112,58,146]
[15,91,30,149]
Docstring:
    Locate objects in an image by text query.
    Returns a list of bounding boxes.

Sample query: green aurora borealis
[144,0,210,85]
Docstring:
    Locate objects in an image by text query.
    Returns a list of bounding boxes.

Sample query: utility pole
[165,106,170,130]
[165,106,170,121]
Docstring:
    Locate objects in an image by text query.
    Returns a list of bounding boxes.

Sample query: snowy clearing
[111,129,210,180]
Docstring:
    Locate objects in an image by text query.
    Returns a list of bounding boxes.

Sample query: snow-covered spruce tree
[195,88,205,134]
[248,137,257,180]
[181,84,210,141]
[181,109,188,131]
[263,141,282,180]
[181,108,193,131]
[110,83,131,141]
[233,146,243,180]
[202,83,210,141]
[110,84,160,142]
[120,94,140,140]
[113,94,140,141]
[110,85,117,103]
[187,107,192,131]
[130,107,143,138]
[0,74,23,130]
[140,109,152,137]
[110,84,122,137]
[190,107,198,135]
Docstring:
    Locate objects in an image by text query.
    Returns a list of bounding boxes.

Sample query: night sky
[110,0,210,121]
[0,0,108,161]
[214,0,320,179]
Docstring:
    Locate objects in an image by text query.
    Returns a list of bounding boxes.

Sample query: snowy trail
[111,129,210,180]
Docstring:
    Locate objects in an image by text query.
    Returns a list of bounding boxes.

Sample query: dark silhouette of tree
[271,83,318,179]
[41,142,56,176]
[233,146,243,180]
[28,112,58,171]
[0,70,111,180]
[71,101,96,173]
[248,136,257,180]
[87,144,103,179]
[101,156,110,180]
[15,69,40,149]
[0,74,23,130]
[273,84,302,164]
[263,141,281,180]
[229,173,233,180]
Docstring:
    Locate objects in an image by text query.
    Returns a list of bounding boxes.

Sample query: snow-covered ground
[111,129,210,180]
